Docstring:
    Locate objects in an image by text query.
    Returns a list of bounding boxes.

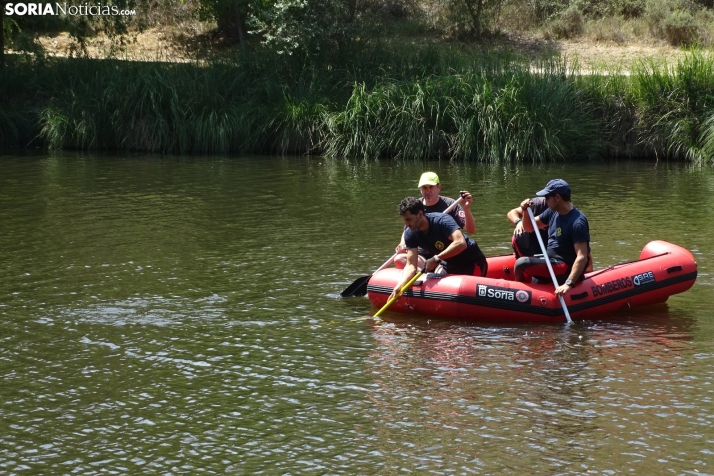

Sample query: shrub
[530,0,570,22]
[577,0,646,19]
[694,7,714,45]
[496,2,537,32]
[545,5,584,39]
[663,10,699,44]
[589,16,629,43]
[620,0,648,18]
[644,0,674,36]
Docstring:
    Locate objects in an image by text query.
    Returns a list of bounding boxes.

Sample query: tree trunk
[463,0,482,38]
[234,0,245,49]
[1,1,5,70]
[217,0,247,47]
[475,0,483,38]
[345,0,357,24]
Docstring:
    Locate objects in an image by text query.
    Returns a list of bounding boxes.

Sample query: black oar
[340,254,396,297]
[340,196,465,298]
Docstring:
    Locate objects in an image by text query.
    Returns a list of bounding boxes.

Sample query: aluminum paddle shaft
[527,207,573,324]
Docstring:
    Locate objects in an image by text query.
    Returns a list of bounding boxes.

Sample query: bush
[663,10,699,44]
[620,0,648,18]
[545,5,584,38]
[589,16,629,43]
[694,7,714,45]
[530,0,570,22]
[645,0,674,36]
[577,0,646,19]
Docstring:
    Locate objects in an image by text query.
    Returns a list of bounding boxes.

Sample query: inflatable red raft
[367,240,697,323]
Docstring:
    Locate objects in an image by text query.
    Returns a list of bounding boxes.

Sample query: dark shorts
[512,233,541,259]
[418,248,434,259]
[514,250,571,284]
[444,253,488,277]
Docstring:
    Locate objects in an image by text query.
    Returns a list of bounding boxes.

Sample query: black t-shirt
[424,196,467,229]
[524,197,549,252]
[405,213,485,273]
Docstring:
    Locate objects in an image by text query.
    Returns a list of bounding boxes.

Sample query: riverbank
[2,45,713,162]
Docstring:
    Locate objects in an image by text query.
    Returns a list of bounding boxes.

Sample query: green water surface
[0,153,713,474]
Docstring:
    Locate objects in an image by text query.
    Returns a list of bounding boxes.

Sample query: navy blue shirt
[538,207,590,265]
[405,213,485,272]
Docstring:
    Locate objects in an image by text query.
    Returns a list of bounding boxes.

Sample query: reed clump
[631,50,714,161]
[323,66,601,162]
[1,45,713,163]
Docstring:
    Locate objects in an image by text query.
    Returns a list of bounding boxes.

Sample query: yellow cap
[418,172,440,188]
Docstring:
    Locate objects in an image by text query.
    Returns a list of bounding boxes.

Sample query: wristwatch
[565,279,573,286]
[433,255,442,264]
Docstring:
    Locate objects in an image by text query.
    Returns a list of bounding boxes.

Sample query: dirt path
[31,28,691,68]
[557,39,687,67]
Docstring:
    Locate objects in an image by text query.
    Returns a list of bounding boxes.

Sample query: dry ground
[496,33,690,70]
[31,27,691,69]
[558,39,688,68]
[35,29,192,61]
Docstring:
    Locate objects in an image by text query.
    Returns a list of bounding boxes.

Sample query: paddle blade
[340,275,371,297]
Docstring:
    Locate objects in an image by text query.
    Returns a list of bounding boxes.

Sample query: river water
[0,152,713,474]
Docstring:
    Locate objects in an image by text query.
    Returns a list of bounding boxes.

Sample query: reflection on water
[0,152,713,473]
[364,312,711,472]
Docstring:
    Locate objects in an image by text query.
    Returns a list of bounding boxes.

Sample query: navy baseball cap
[536,178,571,197]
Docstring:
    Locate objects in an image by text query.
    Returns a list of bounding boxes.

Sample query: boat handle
[570,292,588,301]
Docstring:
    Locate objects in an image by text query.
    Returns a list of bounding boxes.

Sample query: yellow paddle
[373,265,427,319]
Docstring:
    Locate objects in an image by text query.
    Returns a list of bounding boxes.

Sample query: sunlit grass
[630,49,714,161]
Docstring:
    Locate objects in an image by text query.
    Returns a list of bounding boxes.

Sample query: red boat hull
[366,241,697,323]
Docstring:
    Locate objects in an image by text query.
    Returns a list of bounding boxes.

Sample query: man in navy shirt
[389,197,487,301]
[394,172,477,269]
[514,179,590,296]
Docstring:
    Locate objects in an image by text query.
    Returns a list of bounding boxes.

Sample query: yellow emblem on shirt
[435,241,445,250]
[556,227,562,237]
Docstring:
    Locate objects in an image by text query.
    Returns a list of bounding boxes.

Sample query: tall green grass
[0,107,38,147]
[630,50,714,161]
[445,67,600,162]
[1,45,713,163]
[39,61,272,153]
[322,68,601,162]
